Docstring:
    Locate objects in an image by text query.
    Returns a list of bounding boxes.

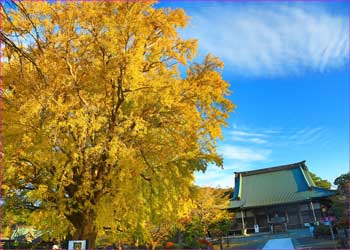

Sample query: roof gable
[229,161,336,209]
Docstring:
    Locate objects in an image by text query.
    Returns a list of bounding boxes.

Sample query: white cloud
[219,144,271,161]
[195,168,234,188]
[233,137,267,144]
[287,126,327,145]
[183,3,349,77]
[230,130,267,137]
[228,130,268,144]
[194,124,331,187]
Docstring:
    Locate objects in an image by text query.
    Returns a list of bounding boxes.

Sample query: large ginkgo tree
[1,1,234,248]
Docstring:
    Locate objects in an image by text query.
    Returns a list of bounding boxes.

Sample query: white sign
[68,240,86,250]
[254,224,260,233]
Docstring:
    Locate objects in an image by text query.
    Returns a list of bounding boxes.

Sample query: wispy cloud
[233,137,267,144]
[230,131,267,138]
[225,125,328,147]
[184,3,349,77]
[286,126,327,145]
[219,144,271,161]
[195,125,330,187]
[228,130,268,144]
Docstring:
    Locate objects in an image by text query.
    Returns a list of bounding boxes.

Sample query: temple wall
[231,201,323,231]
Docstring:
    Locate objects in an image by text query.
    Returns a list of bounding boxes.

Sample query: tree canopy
[330,172,350,232]
[310,172,331,189]
[334,172,350,196]
[166,187,233,249]
[1,1,234,248]
[189,187,233,238]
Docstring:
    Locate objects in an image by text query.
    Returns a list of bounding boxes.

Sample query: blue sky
[157,1,349,187]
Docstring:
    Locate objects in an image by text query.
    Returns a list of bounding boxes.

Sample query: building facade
[228,161,337,234]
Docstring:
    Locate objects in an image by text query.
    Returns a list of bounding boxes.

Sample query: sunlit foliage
[1,1,234,248]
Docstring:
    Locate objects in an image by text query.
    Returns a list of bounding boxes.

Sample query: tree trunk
[177,230,183,244]
[72,223,97,250]
[67,210,98,250]
[151,240,158,250]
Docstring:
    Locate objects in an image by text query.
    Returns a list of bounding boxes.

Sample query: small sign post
[254,224,259,233]
[68,240,86,250]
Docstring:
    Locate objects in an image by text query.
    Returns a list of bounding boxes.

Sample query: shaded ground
[213,238,267,250]
[293,236,337,249]
[213,229,341,250]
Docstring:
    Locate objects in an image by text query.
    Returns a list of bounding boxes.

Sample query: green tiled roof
[228,161,337,210]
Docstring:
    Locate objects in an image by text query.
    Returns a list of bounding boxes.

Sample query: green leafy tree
[330,173,350,232]
[1,1,234,248]
[334,173,350,196]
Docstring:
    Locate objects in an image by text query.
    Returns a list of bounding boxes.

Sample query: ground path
[262,238,294,250]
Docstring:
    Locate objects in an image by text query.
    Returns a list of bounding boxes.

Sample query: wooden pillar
[285,210,289,223]
[266,213,273,233]
[253,214,257,225]
[226,232,230,247]
[265,207,270,221]
[310,201,317,222]
[285,210,289,231]
[298,205,304,227]
[241,209,246,235]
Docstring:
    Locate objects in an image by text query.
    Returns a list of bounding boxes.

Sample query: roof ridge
[234,160,306,177]
[313,186,338,192]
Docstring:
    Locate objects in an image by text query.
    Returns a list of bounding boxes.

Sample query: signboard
[254,224,259,233]
[68,240,86,250]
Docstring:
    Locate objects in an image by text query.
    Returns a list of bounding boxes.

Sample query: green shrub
[334,217,349,230]
[314,225,331,238]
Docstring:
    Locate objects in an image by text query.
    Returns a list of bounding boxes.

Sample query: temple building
[228,161,337,234]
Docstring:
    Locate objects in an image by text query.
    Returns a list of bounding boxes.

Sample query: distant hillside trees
[310,172,331,189]
[170,187,233,248]
[334,173,350,197]
[330,172,350,239]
